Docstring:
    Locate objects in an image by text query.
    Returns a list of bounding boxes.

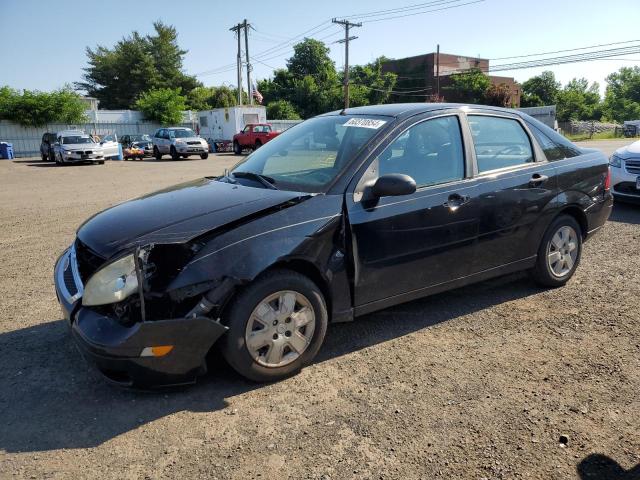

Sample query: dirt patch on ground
[0,156,638,479]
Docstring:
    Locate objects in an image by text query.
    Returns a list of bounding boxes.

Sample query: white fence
[0,120,195,158]
[0,112,302,158]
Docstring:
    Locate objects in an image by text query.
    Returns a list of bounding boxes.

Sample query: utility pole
[243,19,253,105]
[332,18,361,110]
[436,44,440,101]
[230,22,243,105]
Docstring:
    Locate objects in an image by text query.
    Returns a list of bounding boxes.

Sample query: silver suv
[152,127,209,161]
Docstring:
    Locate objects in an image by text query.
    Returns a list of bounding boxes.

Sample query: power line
[343,0,477,20]
[490,39,640,61]
[360,0,485,23]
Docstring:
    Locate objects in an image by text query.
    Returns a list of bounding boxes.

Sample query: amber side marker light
[140,346,174,357]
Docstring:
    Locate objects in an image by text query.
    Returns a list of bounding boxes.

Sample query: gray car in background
[151,127,209,161]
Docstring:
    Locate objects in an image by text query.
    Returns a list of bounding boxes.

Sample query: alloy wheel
[547,225,578,278]
[244,290,316,368]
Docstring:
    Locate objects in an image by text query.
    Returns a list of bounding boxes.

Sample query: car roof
[166,127,192,130]
[58,130,86,136]
[321,103,523,120]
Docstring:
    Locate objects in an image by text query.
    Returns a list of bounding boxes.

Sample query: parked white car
[100,133,120,159]
[54,131,105,165]
[609,140,640,202]
[152,127,209,161]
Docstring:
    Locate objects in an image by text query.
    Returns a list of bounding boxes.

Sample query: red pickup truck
[233,123,280,154]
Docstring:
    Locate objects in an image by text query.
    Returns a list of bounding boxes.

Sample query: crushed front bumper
[54,248,228,388]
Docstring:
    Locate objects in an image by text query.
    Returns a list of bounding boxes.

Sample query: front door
[101,134,119,158]
[347,114,480,310]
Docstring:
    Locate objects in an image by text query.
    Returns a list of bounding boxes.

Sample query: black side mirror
[371,173,416,198]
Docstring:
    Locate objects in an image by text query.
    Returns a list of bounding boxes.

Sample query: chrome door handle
[444,193,470,210]
[529,173,549,187]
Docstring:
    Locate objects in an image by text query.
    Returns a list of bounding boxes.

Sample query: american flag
[252,82,263,104]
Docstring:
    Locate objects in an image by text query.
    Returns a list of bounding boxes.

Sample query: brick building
[382,52,521,106]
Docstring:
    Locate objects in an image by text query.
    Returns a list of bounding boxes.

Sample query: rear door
[347,112,481,310]
[465,113,558,273]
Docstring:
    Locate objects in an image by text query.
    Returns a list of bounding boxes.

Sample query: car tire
[233,141,242,155]
[98,160,104,165]
[55,153,62,165]
[153,147,162,161]
[531,214,583,288]
[220,269,328,382]
[170,146,179,161]
[254,140,262,150]
[200,152,209,159]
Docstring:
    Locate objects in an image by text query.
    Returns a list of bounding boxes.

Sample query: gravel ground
[0,144,639,480]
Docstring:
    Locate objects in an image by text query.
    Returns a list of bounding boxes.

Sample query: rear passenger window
[527,123,581,160]
[469,116,533,173]
[378,116,465,188]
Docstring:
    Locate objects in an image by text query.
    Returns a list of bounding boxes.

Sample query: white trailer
[197,106,267,150]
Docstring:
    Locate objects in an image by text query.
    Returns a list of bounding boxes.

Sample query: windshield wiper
[231,171,278,190]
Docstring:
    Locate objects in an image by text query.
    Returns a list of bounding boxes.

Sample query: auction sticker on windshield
[343,118,387,129]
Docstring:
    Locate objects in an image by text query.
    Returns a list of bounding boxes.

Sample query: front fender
[166,194,352,320]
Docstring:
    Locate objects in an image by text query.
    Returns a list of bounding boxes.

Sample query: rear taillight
[604,168,611,191]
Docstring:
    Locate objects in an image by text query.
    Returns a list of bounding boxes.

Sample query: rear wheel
[153,146,162,161]
[220,270,328,382]
[170,146,179,161]
[531,215,582,287]
[233,141,242,155]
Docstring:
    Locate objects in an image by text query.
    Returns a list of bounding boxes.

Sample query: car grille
[63,261,78,297]
[187,141,201,145]
[625,159,640,175]
[74,238,106,282]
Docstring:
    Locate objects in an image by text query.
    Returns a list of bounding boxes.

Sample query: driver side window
[377,115,465,188]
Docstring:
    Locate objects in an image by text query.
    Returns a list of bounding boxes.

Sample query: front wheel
[153,146,162,161]
[254,141,262,150]
[220,270,328,382]
[233,141,242,155]
[200,152,209,159]
[170,146,179,161]
[531,215,582,287]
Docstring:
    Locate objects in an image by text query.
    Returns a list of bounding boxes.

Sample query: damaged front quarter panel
[164,194,353,323]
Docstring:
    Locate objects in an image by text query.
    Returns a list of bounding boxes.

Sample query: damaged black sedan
[54,104,612,388]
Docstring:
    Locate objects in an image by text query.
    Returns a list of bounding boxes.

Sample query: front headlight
[609,154,622,168]
[83,254,139,306]
[175,139,186,145]
[63,150,74,156]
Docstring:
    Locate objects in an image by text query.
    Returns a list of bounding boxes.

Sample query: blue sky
[1,0,639,96]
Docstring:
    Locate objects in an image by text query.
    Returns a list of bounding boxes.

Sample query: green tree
[556,78,602,122]
[602,66,640,123]
[266,99,300,120]
[0,86,18,119]
[485,83,513,107]
[186,85,244,110]
[520,71,560,107]
[0,86,87,127]
[135,87,186,125]
[77,21,201,109]
[445,69,491,104]
[348,57,397,106]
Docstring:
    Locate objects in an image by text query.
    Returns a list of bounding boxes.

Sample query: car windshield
[229,115,390,193]
[171,129,196,138]
[62,136,94,145]
[131,134,151,142]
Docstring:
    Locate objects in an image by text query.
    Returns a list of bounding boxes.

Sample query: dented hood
[77,177,308,258]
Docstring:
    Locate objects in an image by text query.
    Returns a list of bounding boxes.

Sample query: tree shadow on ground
[577,454,640,480]
[0,272,542,453]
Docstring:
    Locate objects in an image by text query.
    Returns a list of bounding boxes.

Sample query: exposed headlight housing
[609,154,622,168]
[83,254,139,306]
